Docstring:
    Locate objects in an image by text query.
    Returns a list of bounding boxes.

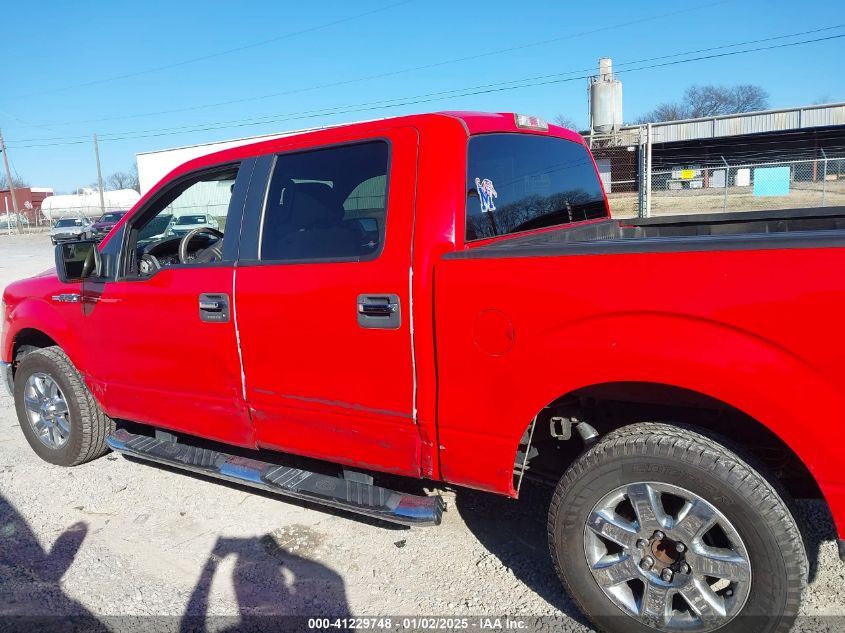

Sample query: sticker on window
[475,177,498,213]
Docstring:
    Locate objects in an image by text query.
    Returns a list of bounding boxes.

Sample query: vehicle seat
[272,183,361,260]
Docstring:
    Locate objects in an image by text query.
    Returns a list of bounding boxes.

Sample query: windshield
[465,134,608,241]
[174,215,208,225]
[56,218,84,227]
[98,212,124,222]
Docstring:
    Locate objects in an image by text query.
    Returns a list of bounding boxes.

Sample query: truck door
[79,161,255,447]
[235,128,421,475]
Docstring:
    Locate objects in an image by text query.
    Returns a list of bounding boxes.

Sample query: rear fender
[440,311,845,535]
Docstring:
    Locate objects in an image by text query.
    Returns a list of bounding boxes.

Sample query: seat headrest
[288,182,343,228]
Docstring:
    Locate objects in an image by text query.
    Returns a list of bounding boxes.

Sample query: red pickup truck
[2,111,843,633]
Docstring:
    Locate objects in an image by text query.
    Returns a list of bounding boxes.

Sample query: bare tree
[0,174,28,190]
[727,85,769,115]
[635,84,769,123]
[105,164,140,192]
[107,170,133,190]
[553,114,579,130]
[634,102,688,124]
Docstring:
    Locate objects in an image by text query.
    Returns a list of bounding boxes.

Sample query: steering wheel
[179,227,224,264]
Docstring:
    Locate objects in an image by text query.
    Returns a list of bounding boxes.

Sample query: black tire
[548,422,807,633]
[13,346,114,466]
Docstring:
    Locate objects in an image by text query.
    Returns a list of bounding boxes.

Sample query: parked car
[0,213,30,230]
[2,111,844,633]
[164,213,219,238]
[90,211,127,241]
[50,217,92,244]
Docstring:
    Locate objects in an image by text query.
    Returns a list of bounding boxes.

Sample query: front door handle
[51,293,81,303]
[199,293,230,323]
[357,294,401,329]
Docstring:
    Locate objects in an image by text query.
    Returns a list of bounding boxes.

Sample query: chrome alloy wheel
[583,481,751,631]
[23,372,71,449]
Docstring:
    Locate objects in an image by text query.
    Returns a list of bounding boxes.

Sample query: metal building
[586,102,845,194]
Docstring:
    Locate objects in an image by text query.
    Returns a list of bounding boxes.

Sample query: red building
[1,187,53,224]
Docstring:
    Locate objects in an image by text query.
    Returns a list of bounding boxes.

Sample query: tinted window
[260,142,388,261]
[98,212,124,222]
[466,134,608,241]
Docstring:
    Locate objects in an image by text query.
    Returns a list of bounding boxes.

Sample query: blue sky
[1,0,843,192]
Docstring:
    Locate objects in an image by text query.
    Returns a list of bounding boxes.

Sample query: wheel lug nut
[640,556,654,570]
[654,530,665,540]
[636,538,648,548]
[680,562,691,574]
[724,589,734,597]
[675,542,686,553]
[661,568,674,582]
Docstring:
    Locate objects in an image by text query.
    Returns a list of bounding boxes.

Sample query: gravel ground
[1,232,844,632]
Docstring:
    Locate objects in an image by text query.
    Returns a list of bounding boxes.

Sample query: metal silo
[589,58,623,134]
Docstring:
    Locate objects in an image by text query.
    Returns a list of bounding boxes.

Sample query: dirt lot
[1,232,844,632]
[608,180,845,218]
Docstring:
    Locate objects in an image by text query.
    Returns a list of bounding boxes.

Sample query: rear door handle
[357,294,401,329]
[199,293,230,323]
[357,302,398,317]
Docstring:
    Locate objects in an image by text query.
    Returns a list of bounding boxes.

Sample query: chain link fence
[1,206,138,237]
[590,130,845,218]
[647,155,845,216]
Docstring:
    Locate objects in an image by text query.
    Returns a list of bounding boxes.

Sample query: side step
[106,429,444,526]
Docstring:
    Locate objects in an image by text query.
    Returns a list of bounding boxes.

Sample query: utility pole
[93,133,105,215]
[0,128,22,234]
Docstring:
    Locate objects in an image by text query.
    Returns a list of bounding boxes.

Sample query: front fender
[3,296,85,368]
[2,269,87,373]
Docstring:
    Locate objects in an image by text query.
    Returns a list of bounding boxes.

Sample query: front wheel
[13,346,114,466]
[548,423,806,633]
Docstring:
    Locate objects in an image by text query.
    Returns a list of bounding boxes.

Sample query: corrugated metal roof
[594,102,845,145]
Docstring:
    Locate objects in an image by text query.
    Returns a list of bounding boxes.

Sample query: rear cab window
[465,134,608,242]
[259,141,389,262]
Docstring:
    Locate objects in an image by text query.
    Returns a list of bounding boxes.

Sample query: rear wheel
[548,423,806,633]
[14,346,114,466]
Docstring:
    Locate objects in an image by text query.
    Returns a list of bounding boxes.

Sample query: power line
[11,26,844,145]
[8,0,413,100]
[4,0,738,130]
[9,20,842,143]
[7,31,844,150]
[28,26,845,143]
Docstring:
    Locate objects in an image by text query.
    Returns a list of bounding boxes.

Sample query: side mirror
[54,240,101,283]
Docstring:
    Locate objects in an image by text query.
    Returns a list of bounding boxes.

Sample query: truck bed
[448,206,845,258]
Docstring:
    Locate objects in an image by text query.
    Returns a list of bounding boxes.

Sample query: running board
[106,429,444,526]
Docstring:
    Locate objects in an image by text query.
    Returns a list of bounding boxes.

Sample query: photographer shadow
[0,493,107,632]
[179,532,351,633]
